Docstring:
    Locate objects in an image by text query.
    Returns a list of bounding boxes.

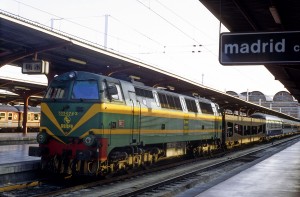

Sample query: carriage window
[252,126,258,134]
[0,112,5,120]
[72,80,99,100]
[27,113,32,121]
[227,122,233,137]
[8,113,12,120]
[34,114,39,120]
[234,124,243,135]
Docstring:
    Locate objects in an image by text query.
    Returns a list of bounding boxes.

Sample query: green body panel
[42,102,221,153]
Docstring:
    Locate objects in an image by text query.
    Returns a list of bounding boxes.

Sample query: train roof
[0,104,19,112]
[61,71,215,104]
[251,113,282,121]
[13,105,41,113]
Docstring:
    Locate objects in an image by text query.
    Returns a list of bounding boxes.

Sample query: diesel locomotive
[29,71,300,176]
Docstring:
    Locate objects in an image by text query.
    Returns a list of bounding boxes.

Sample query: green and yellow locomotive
[29,71,222,175]
[29,71,300,176]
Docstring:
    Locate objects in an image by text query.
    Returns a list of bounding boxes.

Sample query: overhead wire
[136,0,202,45]
[136,0,219,56]
[11,0,159,54]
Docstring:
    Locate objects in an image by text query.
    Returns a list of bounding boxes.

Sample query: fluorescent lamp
[14,86,30,90]
[68,58,87,65]
[167,86,175,91]
[269,6,281,24]
[129,75,141,80]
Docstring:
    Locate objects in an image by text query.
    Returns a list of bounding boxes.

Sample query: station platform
[0,134,40,186]
[0,132,37,145]
[178,140,300,197]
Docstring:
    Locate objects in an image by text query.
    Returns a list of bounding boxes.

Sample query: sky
[0,0,287,97]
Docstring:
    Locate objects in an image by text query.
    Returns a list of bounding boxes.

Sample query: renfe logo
[219,31,300,65]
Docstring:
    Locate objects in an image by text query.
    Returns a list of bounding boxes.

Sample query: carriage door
[211,104,219,138]
[128,91,140,144]
[7,112,13,129]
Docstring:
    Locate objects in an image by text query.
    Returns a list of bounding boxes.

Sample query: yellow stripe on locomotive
[29,71,299,176]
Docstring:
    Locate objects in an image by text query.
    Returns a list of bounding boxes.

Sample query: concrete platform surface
[0,144,40,186]
[179,141,300,197]
[0,133,37,141]
[0,144,39,165]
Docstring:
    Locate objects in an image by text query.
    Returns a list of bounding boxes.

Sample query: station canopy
[200,0,300,102]
[0,10,298,120]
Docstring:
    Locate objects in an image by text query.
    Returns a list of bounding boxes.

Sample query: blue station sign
[219,31,300,65]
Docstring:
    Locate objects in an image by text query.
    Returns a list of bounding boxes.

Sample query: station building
[226,90,300,119]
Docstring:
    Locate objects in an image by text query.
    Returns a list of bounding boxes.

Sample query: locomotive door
[128,91,140,144]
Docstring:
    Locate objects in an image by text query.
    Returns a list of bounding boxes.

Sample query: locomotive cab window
[72,80,99,100]
[44,79,69,100]
[45,87,66,99]
[103,82,123,102]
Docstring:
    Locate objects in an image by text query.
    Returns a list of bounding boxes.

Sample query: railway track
[1,135,299,197]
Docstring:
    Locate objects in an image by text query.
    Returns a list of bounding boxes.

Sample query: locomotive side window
[103,82,123,102]
[167,95,182,110]
[158,93,182,110]
[199,102,214,114]
[111,84,123,101]
[158,93,168,108]
[180,97,187,112]
[135,87,154,98]
[185,98,198,113]
[72,80,99,100]
[153,92,160,107]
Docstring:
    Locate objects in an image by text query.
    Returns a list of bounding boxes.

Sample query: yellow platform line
[0,181,40,192]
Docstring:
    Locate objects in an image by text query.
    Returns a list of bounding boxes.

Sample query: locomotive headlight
[83,134,96,147]
[37,131,48,144]
[68,71,76,79]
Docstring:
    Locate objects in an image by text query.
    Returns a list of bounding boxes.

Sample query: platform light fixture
[14,86,30,90]
[269,6,281,24]
[68,58,87,65]
[167,86,175,91]
[129,75,141,80]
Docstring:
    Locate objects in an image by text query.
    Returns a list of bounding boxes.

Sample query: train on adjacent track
[29,71,300,176]
[0,105,40,132]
